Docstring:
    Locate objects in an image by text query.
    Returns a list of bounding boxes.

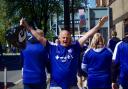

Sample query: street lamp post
[72,0,75,40]
[64,0,70,31]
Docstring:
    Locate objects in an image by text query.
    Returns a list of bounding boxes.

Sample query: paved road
[0,70,22,89]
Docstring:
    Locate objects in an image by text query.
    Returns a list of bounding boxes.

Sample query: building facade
[96,0,128,39]
[110,0,128,39]
[96,0,107,7]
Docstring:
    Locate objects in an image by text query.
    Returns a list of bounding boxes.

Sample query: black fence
[0,54,22,71]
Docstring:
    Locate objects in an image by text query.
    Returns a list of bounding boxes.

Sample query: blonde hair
[90,33,105,49]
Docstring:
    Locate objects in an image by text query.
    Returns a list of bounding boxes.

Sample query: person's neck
[112,36,116,37]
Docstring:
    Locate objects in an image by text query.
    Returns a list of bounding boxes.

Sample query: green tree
[0,0,9,44]
[1,0,83,43]
[4,0,63,34]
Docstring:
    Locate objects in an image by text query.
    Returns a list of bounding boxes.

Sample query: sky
[86,0,96,8]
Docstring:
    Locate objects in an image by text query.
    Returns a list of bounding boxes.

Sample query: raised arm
[20,18,47,46]
[78,16,108,47]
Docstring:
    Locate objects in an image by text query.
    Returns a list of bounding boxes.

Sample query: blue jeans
[24,83,46,89]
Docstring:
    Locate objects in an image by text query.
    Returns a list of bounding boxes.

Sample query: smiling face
[59,30,72,47]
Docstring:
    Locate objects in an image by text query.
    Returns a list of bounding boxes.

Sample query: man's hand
[20,18,29,28]
[98,16,108,27]
[78,16,108,47]
[77,76,83,88]
[112,83,119,89]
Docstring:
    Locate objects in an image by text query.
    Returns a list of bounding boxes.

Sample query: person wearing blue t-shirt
[107,30,120,52]
[21,29,50,89]
[20,16,108,89]
[112,32,128,89]
[81,33,112,89]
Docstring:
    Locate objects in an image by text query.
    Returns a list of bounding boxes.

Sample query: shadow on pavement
[0,82,15,89]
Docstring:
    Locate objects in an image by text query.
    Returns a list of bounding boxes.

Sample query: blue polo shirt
[21,41,48,85]
[107,37,120,52]
[82,47,112,89]
[46,41,81,89]
[113,38,128,88]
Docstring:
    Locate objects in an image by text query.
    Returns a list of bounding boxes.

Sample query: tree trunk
[43,15,48,35]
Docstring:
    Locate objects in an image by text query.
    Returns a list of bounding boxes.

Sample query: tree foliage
[0,0,83,44]
[4,0,63,34]
[0,0,8,44]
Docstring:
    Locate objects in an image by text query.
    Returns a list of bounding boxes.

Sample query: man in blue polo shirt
[20,16,108,89]
[107,30,120,52]
[112,32,128,89]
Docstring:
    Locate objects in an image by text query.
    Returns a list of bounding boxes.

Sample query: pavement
[0,70,22,89]
[9,81,23,89]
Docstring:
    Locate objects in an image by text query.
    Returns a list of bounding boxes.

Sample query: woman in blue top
[21,29,50,89]
[82,33,112,89]
[20,16,108,89]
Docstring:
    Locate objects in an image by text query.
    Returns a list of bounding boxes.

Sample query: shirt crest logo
[68,49,72,53]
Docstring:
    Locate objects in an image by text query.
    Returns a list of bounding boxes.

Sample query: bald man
[20,16,108,89]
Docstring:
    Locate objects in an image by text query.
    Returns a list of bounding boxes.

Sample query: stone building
[96,0,128,39]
